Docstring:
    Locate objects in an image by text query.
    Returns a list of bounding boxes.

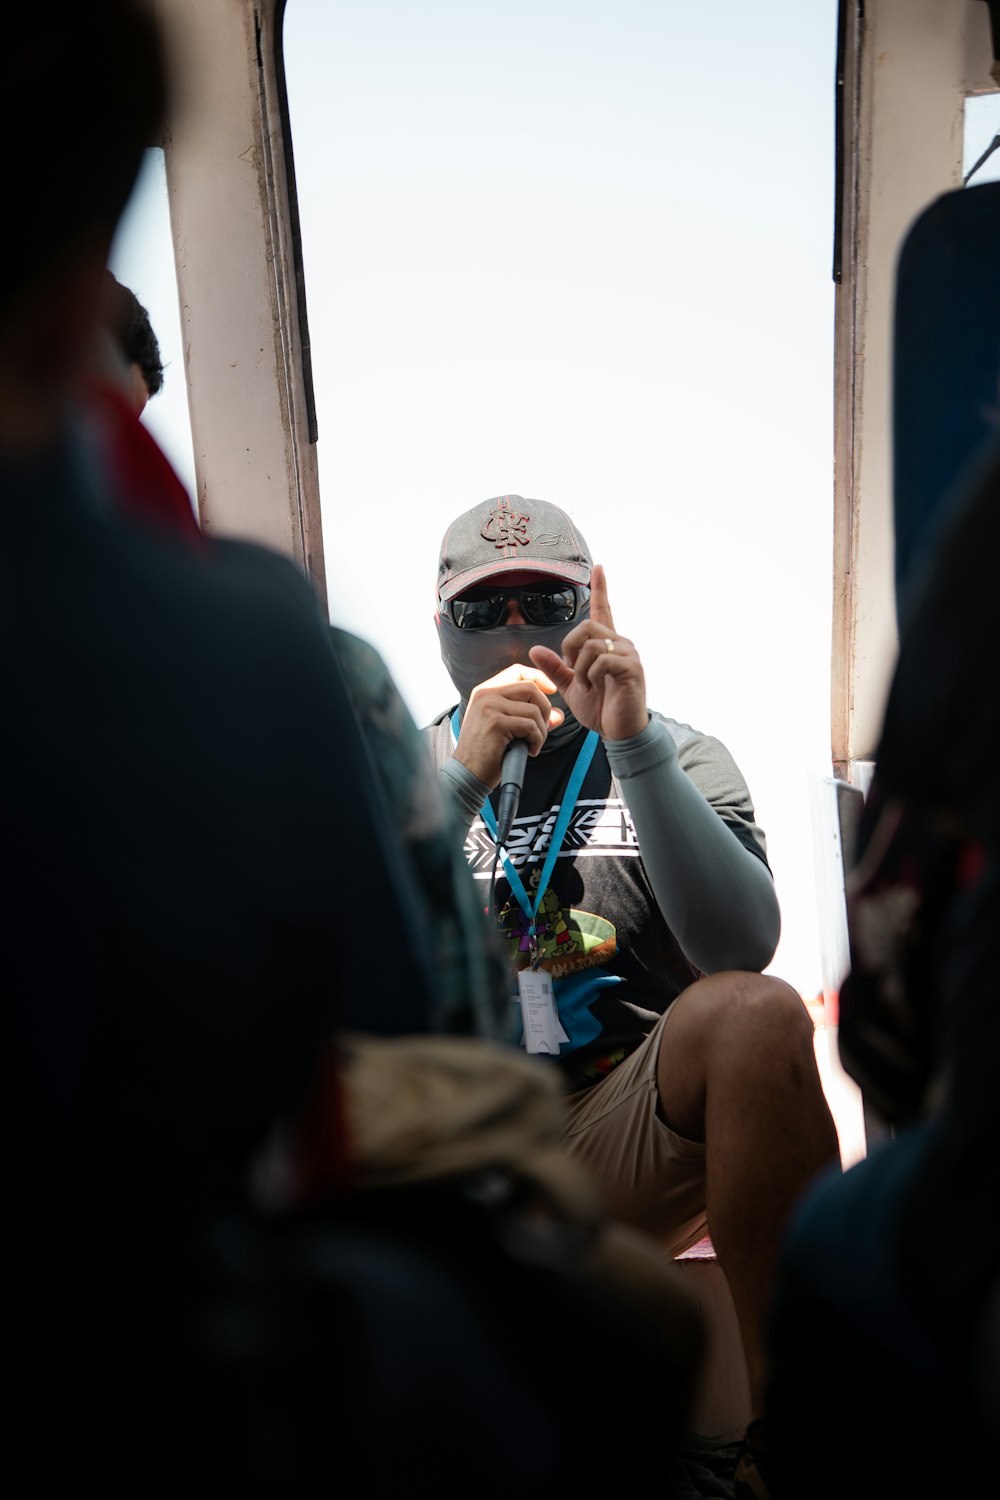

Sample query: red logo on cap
[482,500,530,553]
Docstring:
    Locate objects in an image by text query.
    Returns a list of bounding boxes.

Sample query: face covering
[435,597,591,751]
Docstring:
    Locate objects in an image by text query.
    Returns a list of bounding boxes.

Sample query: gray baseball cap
[436,495,593,603]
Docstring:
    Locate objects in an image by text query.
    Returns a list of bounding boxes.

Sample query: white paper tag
[517,967,563,1054]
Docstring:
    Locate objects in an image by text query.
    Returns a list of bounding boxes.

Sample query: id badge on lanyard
[516,966,570,1054]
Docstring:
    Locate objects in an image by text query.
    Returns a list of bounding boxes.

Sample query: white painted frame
[832,0,997,781]
[155,0,325,593]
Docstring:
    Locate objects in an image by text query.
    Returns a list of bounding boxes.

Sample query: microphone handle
[495,739,529,847]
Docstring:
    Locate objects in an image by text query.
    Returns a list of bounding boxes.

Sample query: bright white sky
[110,4,1000,1004]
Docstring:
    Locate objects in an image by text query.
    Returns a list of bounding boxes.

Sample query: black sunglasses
[447,582,589,631]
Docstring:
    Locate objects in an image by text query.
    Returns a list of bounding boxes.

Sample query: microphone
[495,738,529,848]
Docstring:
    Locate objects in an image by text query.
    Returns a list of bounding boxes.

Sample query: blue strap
[450,709,599,938]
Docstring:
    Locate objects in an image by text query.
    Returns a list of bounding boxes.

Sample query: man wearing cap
[426,494,839,1461]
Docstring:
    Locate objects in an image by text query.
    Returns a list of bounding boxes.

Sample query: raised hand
[454,663,564,787]
[528,564,649,741]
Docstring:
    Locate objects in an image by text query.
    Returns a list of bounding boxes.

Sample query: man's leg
[655,972,841,1415]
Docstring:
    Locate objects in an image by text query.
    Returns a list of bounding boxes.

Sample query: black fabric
[769,432,1000,1496]
[0,430,441,1487]
[177,1175,702,1497]
[879,438,1000,838]
[893,185,1000,612]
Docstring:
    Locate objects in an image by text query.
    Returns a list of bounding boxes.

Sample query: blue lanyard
[451,710,599,942]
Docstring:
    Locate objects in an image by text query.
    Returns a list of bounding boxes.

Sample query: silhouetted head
[103,272,164,413]
[0,3,167,448]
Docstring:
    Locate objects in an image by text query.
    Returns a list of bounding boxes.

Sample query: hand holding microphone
[451,665,563,833]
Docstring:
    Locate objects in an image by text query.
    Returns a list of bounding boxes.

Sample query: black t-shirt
[427,709,769,1088]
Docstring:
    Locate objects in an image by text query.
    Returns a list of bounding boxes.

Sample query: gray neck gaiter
[436,605,590,753]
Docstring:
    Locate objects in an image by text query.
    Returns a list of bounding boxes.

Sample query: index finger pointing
[588,563,616,631]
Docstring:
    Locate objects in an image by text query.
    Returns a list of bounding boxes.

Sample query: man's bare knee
[655,972,816,1139]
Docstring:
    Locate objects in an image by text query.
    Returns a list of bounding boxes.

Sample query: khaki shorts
[562,1004,708,1255]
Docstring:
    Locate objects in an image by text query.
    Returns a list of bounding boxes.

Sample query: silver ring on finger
[604,637,615,653]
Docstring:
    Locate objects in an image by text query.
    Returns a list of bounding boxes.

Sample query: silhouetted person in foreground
[767,439,1000,1497]
[0,4,481,1487]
